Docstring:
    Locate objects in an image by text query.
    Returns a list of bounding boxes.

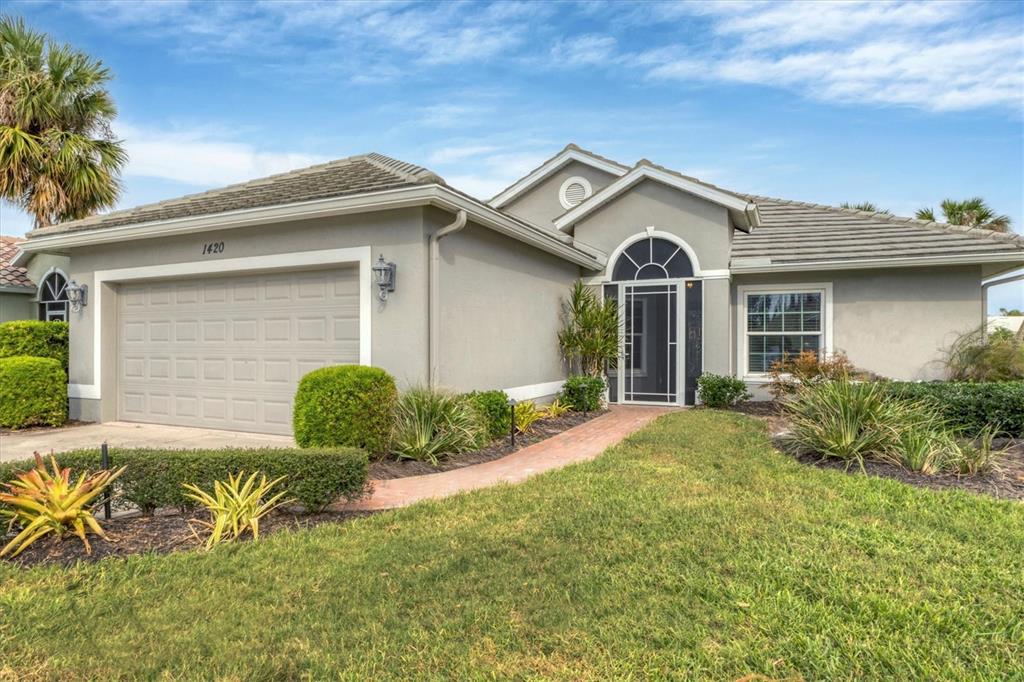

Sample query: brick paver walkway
[336,405,676,511]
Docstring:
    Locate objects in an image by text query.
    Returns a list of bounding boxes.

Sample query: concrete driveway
[0,421,296,462]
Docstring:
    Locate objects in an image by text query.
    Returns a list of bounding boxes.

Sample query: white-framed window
[558,176,593,209]
[37,270,70,322]
[737,283,833,378]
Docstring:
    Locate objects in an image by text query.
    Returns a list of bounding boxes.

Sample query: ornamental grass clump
[392,387,486,465]
[784,378,1006,475]
[0,452,125,557]
[183,471,290,550]
[784,379,905,471]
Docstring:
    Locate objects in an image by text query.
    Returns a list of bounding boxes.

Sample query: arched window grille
[611,237,694,281]
[38,271,69,322]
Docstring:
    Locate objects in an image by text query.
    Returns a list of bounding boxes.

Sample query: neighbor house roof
[0,236,34,291]
[30,153,443,237]
[730,196,1024,272]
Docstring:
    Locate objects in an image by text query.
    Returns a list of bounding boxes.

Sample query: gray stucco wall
[62,208,432,421]
[502,160,619,228]
[432,209,579,392]
[570,179,732,272]
[568,178,734,378]
[0,291,34,321]
[733,265,983,389]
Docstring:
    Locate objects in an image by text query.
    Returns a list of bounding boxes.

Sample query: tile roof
[731,196,1024,268]
[21,144,1024,271]
[0,236,34,289]
[30,152,444,236]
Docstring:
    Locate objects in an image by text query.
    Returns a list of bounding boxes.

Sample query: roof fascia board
[20,184,604,270]
[730,252,1024,274]
[488,149,627,208]
[554,165,757,232]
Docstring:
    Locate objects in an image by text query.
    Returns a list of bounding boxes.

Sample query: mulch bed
[3,508,376,569]
[796,445,1024,501]
[3,410,607,568]
[730,401,1024,501]
[369,410,605,480]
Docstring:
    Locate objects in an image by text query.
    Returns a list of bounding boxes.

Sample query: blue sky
[2,0,1022,310]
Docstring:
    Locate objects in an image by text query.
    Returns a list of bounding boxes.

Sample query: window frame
[736,282,833,382]
[37,269,70,323]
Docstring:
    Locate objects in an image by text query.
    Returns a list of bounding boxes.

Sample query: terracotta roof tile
[0,236,34,289]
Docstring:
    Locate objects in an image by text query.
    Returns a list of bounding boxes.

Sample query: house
[15,144,1024,434]
[0,236,71,323]
[988,315,1024,340]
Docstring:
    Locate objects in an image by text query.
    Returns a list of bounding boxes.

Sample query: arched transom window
[38,271,69,322]
[611,237,694,281]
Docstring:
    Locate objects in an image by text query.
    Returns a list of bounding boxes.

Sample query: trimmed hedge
[560,375,605,412]
[293,365,397,454]
[463,390,511,440]
[0,447,369,514]
[0,356,67,429]
[0,320,69,371]
[882,381,1024,437]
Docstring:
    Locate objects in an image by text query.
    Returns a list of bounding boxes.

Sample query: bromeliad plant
[542,398,571,419]
[183,471,290,550]
[514,400,544,435]
[0,452,125,557]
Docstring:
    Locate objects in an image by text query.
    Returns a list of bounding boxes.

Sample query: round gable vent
[559,176,593,209]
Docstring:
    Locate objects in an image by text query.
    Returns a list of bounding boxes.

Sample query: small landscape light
[508,397,518,447]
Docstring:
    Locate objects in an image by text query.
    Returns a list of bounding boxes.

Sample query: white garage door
[118,267,360,435]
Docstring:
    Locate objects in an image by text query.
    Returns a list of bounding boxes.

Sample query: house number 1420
[202,241,225,255]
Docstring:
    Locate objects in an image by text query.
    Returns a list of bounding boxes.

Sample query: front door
[621,283,678,403]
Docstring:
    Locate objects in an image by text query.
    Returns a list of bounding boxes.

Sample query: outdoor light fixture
[508,397,518,447]
[372,254,396,301]
[66,280,88,312]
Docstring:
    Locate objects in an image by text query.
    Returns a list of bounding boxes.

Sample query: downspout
[429,209,467,386]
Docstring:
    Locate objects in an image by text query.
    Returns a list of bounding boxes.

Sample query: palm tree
[840,201,890,214]
[0,15,126,229]
[915,198,1011,232]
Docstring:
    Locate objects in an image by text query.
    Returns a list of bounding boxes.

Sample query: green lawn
[1,410,1022,680]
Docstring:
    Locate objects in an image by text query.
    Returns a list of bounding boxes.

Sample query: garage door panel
[118,266,360,435]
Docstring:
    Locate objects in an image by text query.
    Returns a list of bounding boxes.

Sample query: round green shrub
[293,365,397,453]
[560,375,605,412]
[0,355,67,429]
[0,320,69,372]
[463,389,511,440]
[697,373,752,408]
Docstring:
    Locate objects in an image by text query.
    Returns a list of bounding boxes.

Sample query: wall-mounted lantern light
[66,280,88,312]
[372,254,396,301]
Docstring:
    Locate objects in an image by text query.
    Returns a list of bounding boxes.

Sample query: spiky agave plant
[182,471,290,550]
[0,452,125,557]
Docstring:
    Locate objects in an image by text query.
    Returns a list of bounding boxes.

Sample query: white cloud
[116,124,328,186]
[551,34,618,66]
[439,149,549,200]
[643,3,1024,112]
[428,145,500,164]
